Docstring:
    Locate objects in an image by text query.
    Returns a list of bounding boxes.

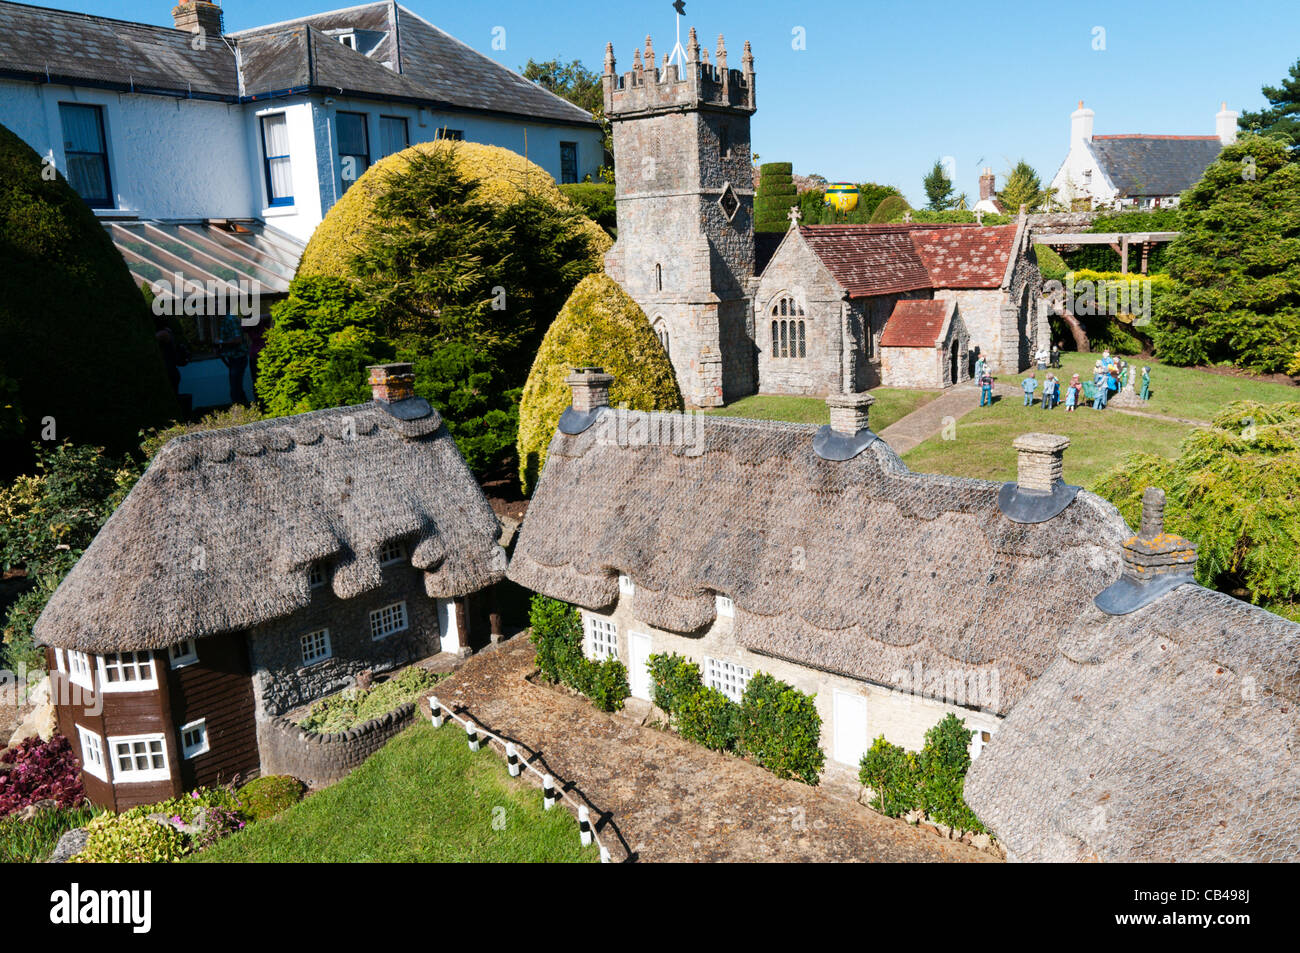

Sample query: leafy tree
[996,159,1053,213]
[521,58,612,177]
[923,159,956,210]
[1092,400,1300,621]
[1239,57,1300,151]
[410,344,520,474]
[856,182,903,218]
[1149,135,1300,373]
[559,182,616,235]
[917,715,984,832]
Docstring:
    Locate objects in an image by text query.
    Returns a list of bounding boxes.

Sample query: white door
[833,691,869,766]
[627,631,652,701]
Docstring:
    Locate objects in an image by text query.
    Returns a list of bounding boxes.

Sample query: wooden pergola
[1032,231,1179,274]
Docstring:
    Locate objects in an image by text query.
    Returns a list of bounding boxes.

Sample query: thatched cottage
[511,370,1300,861]
[34,364,506,809]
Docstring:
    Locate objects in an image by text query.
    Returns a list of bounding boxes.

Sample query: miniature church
[601,28,1046,406]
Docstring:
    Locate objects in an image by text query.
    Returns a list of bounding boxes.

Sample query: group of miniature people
[974,344,1151,411]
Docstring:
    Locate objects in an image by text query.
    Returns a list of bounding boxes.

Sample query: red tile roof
[879,299,951,348]
[797,223,1016,296]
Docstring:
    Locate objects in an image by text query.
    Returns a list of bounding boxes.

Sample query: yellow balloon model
[824,182,860,213]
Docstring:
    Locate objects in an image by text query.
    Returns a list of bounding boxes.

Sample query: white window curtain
[59,104,109,204]
[261,114,293,202]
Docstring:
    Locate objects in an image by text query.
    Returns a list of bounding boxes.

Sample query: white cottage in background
[0,0,604,243]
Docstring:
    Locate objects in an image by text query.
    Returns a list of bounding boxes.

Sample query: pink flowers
[0,734,86,817]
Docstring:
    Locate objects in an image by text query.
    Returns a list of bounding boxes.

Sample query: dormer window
[308,564,327,588]
[338,32,357,49]
[378,540,408,566]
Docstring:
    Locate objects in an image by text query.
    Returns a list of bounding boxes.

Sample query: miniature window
[179,719,209,760]
[718,182,740,222]
[66,650,93,691]
[370,601,409,641]
[168,639,199,669]
[587,616,618,661]
[653,317,670,354]
[338,32,356,49]
[655,263,663,291]
[705,657,751,703]
[560,141,578,184]
[970,727,996,761]
[308,564,327,588]
[770,296,806,359]
[76,725,107,782]
[98,651,157,692]
[715,594,735,617]
[378,540,407,566]
[54,648,65,674]
[108,734,169,783]
[436,127,464,141]
[301,629,332,666]
[618,574,634,595]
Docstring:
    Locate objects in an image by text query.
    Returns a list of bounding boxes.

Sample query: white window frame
[308,563,327,588]
[54,648,66,673]
[96,651,157,693]
[168,639,199,669]
[705,656,752,703]
[618,574,634,596]
[586,615,618,661]
[715,594,735,617]
[66,650,93,691]
[970,725,996,761]
[107,733,170,784]
[179,719,209,760]
[369,601,409,641]
[300,628,332,666]
[76,724,108,782]
[378,540,408,566]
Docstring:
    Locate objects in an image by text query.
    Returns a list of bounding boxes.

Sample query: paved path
[426,637,993,863]
[878,381,1017,456]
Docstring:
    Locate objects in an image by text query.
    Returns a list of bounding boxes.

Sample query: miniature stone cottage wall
[256,703,419,787]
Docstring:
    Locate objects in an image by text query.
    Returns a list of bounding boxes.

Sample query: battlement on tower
[602,28,755,117]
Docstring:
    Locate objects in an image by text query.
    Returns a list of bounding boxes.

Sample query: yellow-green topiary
[517,273,682,493]
[297,140,611,278]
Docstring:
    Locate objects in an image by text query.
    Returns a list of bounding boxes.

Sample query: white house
[0,0,605,243]
[1048,100,1238,210]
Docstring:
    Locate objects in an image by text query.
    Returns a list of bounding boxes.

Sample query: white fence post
[466,722,481,752]
[543,774,556,810]
[506,743,521,777]
[599,845,611,863]
[578,805,592,846]
[429,696,444,728]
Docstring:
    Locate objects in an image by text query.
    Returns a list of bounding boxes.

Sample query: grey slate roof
[0,1,598,127]
[1089,135,1224,198]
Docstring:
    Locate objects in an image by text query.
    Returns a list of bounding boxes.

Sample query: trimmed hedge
[868,194,911,223]
[857,714,986,832]
[0,121,174,458]
[755,161,798,233]
[528,595,629,712]
[516,273,681,493]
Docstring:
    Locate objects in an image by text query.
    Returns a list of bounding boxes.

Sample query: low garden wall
[256,703,418,787]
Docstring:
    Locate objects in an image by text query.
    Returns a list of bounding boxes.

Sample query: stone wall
[247,565,443,718]
[255,702,418,787]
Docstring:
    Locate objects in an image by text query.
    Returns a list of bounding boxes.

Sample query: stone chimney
[1122,487,1198,577]
[172,1,223,36]
[565,367,613,412]
[1013,433,1069,492]
[367,363,415,403]
[1071,100,1094,147]
[826,392,875,436]
[1216,101,1239,146]
[979,167,995,201]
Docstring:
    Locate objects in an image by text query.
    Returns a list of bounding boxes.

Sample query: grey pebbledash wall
[256,702,418,787]
[246,564,442,718]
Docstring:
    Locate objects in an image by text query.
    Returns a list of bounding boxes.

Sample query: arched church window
[769,295,806,358]
[655,263,663,292]
[653,316,670,356]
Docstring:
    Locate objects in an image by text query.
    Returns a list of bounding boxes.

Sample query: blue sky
[73,0,1300,204]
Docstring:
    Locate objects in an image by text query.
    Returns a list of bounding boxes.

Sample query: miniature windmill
[664,0,689,71]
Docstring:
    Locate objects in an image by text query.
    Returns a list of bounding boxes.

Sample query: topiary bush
[584,657,631,713]
[868,194,911,224]
[675,686,741,752]
[755,161,798,233]
[0,734,86,817]
[647,652,702,715]
[527,594,629,712]
[859,736,921,817]
[916,715,984,832]
[737,673,825,785]
[237,775,305,821]
[517,272,682,493]
[0,121,174,462]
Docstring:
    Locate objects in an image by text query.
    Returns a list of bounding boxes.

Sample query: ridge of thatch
[507,408,1130,715]
[965,586,1300,862]
[35,400,505,653]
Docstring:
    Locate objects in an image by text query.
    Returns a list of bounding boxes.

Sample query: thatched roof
[965,586,1300,862]
[35,399,505,653]
[508,409,1130,715]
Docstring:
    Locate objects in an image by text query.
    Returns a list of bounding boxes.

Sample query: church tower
[602,28,757,407]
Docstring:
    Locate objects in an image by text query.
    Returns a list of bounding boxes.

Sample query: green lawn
[192,722,597,863]
[903,355,1297,487]
[704,388,940,432]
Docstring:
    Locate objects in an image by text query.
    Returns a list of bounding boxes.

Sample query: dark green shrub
[755,162,798,233]
[238,775,305,821]
[868,194,911,224]
[559,182,616,236]
[585,657,630,713]
[647,652,702,714]
[0,122,175,461]
[917,715,985,832]
[738,673,825,785]
[527,595,629,711]
[859,736,921,817]
[675,686,741,751]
